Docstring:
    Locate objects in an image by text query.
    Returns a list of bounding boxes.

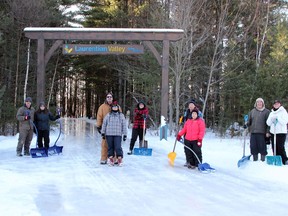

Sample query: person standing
[177,109,206,169]
[266,100,288,165]
[16,97,35,156]
[246,98,270,162]
[34,102,60,149]
[183,99,202,123]
[96,93,121,164]
[127,101,149,155]
[101,101,127,166]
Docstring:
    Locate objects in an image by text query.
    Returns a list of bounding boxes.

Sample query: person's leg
[100,138,108,164]
[24,129,33,155]
[128,128,138,153]
[276,134,288,164]
[16,128,27,156]
[43,130,50,149]
[37,130,44,148]
[250,134,258,161]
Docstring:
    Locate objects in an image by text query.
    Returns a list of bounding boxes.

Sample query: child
[177,109,206,169]
[101,101,127,166]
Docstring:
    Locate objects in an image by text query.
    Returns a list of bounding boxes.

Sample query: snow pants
[37,129,50,148]
[16,127,33,155]
[129,127,144,150]
[184,139,202,167]
[271,133,288,165]
[250,133,267,156]
[106,135,123,158]
[100,138,108,161]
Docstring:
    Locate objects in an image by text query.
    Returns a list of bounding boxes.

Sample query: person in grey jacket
[247,98,270,161]
[266,99,288,165]
[101,101,127,166]
[16,97,35,156]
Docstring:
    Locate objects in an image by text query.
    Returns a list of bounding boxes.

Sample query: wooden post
[161,40,170,121]
[37,38,45,105]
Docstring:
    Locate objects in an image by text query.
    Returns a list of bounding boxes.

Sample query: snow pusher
[237,115,251,167]
[266,119,282,166]
[30,121,48,158]
[179,139,215,173]
[168,116,183,166]
[133,115,152,156]
[48,117,63,156]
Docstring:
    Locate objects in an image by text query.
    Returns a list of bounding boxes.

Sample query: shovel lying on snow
[48,117,63,155]
[266,119,282,166]
[237,115,251,167]
[30,121,48,158]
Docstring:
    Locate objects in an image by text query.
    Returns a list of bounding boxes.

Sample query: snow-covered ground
[0,118,288,216]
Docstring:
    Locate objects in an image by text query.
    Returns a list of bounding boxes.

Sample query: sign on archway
[24,27,184,121]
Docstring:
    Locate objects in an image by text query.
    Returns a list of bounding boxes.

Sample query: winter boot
[139,140,143,148]
[253,154,258,161]
[108,156,114,166]
[260,155,265,162]
[127,150,132,155]
[117,157,123,166]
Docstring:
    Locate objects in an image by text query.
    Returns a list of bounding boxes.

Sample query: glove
[123,135,127,141]
[97,126,102,134]
[176,134,181,141]
[197,139,202,147]
[142,114,147,119]
[243,124,248,129]
[24,115,31,120]
[101,133,105,139]
[56,115,60,119]
[272,117,278,124]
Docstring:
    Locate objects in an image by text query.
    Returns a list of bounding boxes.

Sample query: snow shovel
[168,116,183,166]
[178,139,215,173]
[133,115,152,156]
[266,119,282,166]
[48,111,63,155]
[30,121,48,158]
[237,115,251,167]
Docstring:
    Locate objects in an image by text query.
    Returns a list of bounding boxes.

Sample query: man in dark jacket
[16,97,35,156]
[127,101,149,155]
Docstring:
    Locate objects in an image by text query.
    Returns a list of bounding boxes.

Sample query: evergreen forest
[1,0,288,136]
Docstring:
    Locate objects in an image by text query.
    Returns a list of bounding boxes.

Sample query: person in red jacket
[127,101,149,155]
[177,109,206,169]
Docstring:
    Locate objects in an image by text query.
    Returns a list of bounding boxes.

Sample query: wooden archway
[24,27,184,121]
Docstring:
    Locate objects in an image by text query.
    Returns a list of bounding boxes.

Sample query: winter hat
[274,99,281,104]
[111,100,119,108]
[25,97,32,103]
[39,101,45,107]
[137,100,146,109]
[191,109,199,117]
[188,99,196,106]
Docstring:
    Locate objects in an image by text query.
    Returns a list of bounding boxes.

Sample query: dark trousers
[106,136,123,158]
[250,133,267,155]
[184,139,202,166]
[37,130,50,149]
[129,128,144,150]
[271,133,288,164]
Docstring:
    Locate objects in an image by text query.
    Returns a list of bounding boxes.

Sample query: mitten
[176,134,181,141]
[56,115,60,119]
[243,124,248,129]
[123,135,127,141]
[197,139,202,147]
[101,133,105,139]
[142,114,147,119]
[24,115,31,120]
[97,126,102,134]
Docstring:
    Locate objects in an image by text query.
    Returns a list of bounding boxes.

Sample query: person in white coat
[266,100,288,165]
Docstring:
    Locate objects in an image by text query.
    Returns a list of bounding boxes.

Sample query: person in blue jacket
[34,102,60,149]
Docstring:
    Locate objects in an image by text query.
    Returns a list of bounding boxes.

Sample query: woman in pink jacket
[177,109,206,169]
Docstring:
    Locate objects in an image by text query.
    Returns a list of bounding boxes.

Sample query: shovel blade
[30,148,48,158]
[168,152,176,166]
[266,155,282,166]
[237,155,251,167]
[133,147,152,156]
[48,145,63,155]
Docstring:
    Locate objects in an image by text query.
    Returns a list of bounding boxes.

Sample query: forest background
[1,0,288,136]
